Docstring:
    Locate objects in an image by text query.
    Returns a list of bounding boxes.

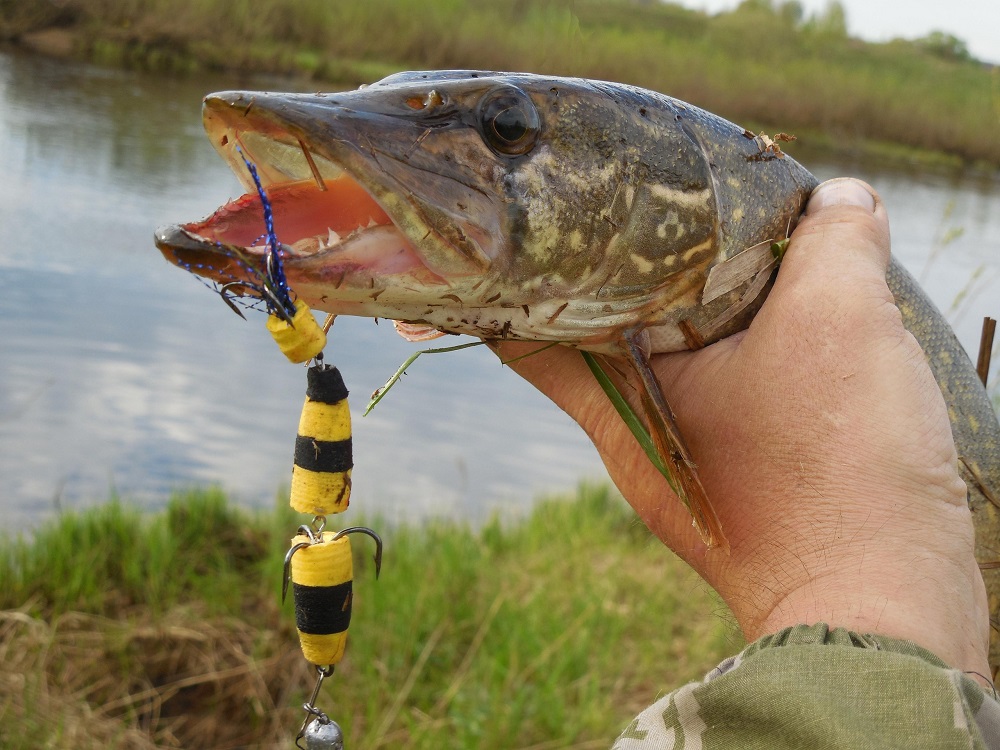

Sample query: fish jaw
[155,173,455,318]
[153,75,657,344]
[155,84,515,322]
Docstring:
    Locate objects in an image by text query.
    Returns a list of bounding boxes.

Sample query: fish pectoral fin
[622,332,729,552]
[701,238,777,305]
[392,320,448,342]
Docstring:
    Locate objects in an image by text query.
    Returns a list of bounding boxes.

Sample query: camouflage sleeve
[612,623,1000,750]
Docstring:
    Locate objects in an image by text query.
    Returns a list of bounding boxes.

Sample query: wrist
[725,504,992,683]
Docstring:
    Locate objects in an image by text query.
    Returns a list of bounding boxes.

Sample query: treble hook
[281,524,382,604]
[217,281,257,319]
[261,280,297,324]
[282,540,312,604]
[332,526,384,579]
[281,518,327,603]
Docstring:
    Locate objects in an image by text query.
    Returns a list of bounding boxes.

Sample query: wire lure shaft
[297,665,344,750]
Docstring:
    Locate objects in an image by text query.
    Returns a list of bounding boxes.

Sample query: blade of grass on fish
[499,340,562,365]
[580,351,672,485]
[364,341,485,415]
[618,335,727,550]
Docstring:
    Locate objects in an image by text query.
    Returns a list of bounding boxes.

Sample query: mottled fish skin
[156,71,1000,667]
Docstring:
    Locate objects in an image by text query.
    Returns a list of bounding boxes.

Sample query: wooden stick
[977,316,996,387]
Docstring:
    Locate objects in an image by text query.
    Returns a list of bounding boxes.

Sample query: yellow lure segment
[267,300,327,363]
[298,401,352,442]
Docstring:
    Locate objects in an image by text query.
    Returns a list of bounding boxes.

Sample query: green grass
[0,484,737,750]
[4,0,1000,168]
[1,488,279,617]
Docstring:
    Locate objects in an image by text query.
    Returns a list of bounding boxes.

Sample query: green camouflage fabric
[612,623,999,750]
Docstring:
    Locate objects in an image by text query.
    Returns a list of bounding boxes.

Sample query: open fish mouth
[154,169,431,285]
[154,91,481,307]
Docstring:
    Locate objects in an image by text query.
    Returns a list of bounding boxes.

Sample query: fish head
[155,71,782,347]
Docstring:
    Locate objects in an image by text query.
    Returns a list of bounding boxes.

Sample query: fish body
[154,71,1000,667]
[157,72,814,353]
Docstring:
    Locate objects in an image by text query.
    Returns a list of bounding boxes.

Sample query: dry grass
[0,604,306,749]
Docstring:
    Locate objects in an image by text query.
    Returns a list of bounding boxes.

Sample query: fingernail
[806,178,876,215]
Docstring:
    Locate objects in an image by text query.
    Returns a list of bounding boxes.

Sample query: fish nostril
[405,90,445,111]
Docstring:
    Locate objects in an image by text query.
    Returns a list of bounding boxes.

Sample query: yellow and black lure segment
[290,364,354,516]
[283,527,383,666]
[285,530,353,666]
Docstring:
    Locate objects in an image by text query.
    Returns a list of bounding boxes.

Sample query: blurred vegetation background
[3,0,999,166]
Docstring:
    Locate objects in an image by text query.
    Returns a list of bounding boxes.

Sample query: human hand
[497,178,990,679]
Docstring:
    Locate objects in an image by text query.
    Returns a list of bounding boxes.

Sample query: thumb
[775,177,890,306]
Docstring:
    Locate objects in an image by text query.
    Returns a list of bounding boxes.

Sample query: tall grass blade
[580,351,675,492]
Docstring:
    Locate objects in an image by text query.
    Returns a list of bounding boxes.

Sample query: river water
[1,50,998,530]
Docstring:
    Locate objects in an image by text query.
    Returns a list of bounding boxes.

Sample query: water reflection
[1,50,997,530]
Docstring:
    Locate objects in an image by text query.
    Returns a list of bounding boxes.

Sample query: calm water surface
[1,51,998,529]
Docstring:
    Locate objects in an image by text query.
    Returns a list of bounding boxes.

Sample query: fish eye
[477,86,539,156]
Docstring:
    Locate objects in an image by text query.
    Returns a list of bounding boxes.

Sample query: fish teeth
[316,227,341,252]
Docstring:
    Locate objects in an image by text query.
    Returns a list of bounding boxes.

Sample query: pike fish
[154,71,1000,668]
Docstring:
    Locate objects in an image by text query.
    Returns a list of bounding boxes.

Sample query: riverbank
[0,484,736,750]
[3,0,999,170]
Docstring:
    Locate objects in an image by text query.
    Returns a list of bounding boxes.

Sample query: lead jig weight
[295,665,345,750]
[300,716,344,750]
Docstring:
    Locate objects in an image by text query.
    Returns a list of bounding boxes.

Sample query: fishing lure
[263,276,380,747]
[283,518,382,749]
[213,151,384,748]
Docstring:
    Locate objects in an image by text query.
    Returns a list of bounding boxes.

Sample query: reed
[0,484,737,749]
[4,0,999,167]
